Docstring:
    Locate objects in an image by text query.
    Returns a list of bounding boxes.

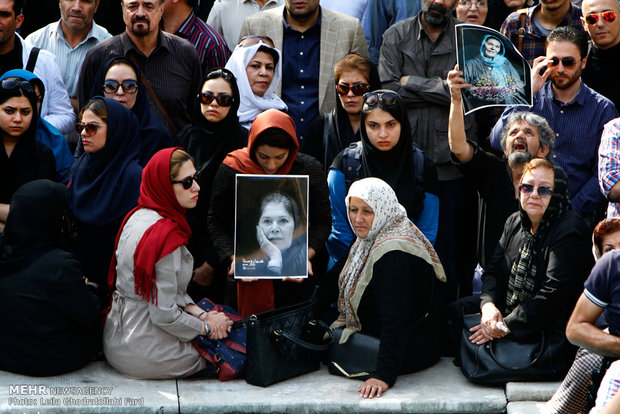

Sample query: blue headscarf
[479,35,508,67]
[88,57,172,166]
[0,70,73,181]
[68,97,142,225]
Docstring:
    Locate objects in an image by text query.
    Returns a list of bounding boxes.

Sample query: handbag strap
[272,319,334,351]
[488,331,546,371]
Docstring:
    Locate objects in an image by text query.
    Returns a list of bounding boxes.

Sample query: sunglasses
[103,80,138,94]
[75,122,102,136]
[198,92,235,107]
[336,82,369,96]
[172,175,199,190]
[585,10,616,25]
[1,78,35,94]
[518,183,553,198]
[548,57,580,68]
[239,35,275,48]
[362,91,399,110]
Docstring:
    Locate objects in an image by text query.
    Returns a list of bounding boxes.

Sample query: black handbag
[244,298,333,387]
[459,313,575,384]
[327,327,379,380]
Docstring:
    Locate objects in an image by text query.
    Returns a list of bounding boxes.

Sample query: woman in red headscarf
[103,148,232,379]
[208,109,331,317]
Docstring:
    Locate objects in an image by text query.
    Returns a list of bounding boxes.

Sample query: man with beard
[379,0,479,301]
[491,27,618,225]
[500,0,583,65]
[448,64,554,268]
[26,0,111,114]
[77,0,201,135]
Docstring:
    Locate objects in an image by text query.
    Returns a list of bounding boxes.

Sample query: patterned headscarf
[331,178,446,343]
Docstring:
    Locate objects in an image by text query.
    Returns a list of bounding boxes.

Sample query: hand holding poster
[456,24,532,114]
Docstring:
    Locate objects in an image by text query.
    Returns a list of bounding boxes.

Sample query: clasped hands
[469,302,510,345]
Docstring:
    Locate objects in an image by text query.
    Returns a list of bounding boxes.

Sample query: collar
[542,79,587,106]
[526,3,581,31]
[176,10,197,37]
[52,20,109,45]
[121,29,168,56]
[282,6,322,31]
[415,11,454,41]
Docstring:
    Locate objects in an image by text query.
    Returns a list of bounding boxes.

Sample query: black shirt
[0,36,23,76]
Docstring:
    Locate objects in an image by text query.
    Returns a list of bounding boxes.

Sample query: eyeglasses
[239,35,275,48]
[518,183,553,198]
[458,0,488,7]
[103,80,138,94]
[198,92,235,107]
[75,122,102,136]
[336,82,369,96]
[548,57,580,68]
[172,175,199,190]
[585,11,616,25]
[362,91,399,110]
[1,78,35,94]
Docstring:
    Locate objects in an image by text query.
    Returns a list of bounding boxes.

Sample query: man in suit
[239,0,368,148]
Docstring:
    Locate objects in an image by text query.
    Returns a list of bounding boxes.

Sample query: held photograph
[234,174,309,279]
[455,24,532,114]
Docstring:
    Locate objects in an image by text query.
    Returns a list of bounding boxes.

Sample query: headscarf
[224,42,287,127]
[88,56,173,166]
[68,97,142,225]
[504,163,571,313]
[223,108,299,174]
[0,70,73,179]
[356,90,422,219]
[0,180,68,275]
[478,34,508,67]
[107,147,192,305]
[331,178,446,343]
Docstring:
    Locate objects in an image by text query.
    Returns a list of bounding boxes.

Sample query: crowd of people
[2,0,620,409]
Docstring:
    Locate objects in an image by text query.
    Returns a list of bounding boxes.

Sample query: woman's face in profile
[259,201,295,250]
[364,108,401,151]
[482,38,501,59]
[172,160,200,209]
[0,96,33,139]
[602,231,620,255]
[80,109,107,154]
[200,78,233,123]
[103,63,138,110]
[337,69,369,116]
[246,50,275,97]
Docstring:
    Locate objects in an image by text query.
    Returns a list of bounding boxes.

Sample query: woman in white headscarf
[329,177,446,399]
[224,36,287,129]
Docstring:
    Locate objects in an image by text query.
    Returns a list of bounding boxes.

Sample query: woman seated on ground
[1,70,73,182]
[330,177,446,398]
[0,180,101,376]
[68,97,142,303]
[455,159,592,377]
[208,109,331,317]
[305,53,381,172]
[104,148,232,380]
[225,36,287,129]
[327,90,439,269]
[0,74,56,233]
[175,68,247,303]
[86,56,172,165]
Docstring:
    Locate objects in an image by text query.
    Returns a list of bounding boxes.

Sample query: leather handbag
[327,327,379,380]
[244,298,333,387]
[459,313,575,384]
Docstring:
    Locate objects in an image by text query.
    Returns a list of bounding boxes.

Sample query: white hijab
[224,41,288,128]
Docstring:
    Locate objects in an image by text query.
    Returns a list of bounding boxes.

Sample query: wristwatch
[203,320,212,336]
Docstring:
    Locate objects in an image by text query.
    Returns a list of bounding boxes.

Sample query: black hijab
[88,56,173,166]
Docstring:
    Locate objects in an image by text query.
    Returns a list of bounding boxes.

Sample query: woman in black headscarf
[0,180,101,376]
[87,56,173,166]
[68,97,142,303]
[326,90,439,269]
[175,68,247,302]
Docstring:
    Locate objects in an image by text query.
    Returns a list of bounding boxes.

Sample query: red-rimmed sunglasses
[585,11,616,25]
[336,82,369,96]
[75,122,101,136]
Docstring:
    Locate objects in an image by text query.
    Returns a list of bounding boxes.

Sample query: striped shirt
[25,21,111,98]
[176,11,230,73]
[599,118,620,218]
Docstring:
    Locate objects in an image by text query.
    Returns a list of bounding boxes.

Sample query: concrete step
[506,381,560,402]
[507,401,549,414]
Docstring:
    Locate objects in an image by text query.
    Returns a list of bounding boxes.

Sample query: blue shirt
[281,9,321,147]
[490,81,618,217]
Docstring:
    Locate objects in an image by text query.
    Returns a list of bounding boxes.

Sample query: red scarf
[107,148,191,305]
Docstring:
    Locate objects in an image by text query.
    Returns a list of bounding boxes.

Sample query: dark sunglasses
[585,10,616,25]
[75,122,102,136]
[103,80,138,94]
[362,91,399,110]
[518,183,553,198]
[548,57,579,68]
[198,92,235,107]
[172,175,199,190]
[239,35,275,48]
[1,78,35,94]
[336,82,369,96]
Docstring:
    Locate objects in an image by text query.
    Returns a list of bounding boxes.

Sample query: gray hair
[499,111,555,159]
